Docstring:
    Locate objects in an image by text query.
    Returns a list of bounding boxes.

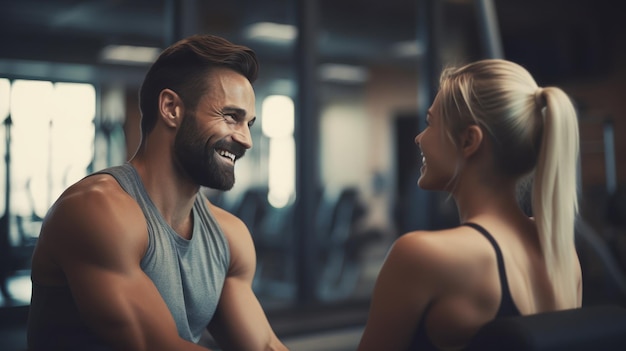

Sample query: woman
[357,59,582,351]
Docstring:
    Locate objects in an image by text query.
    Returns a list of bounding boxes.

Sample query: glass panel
[314,0,419,308]
[267,137,295,208]
[263,95,295,208]
[50,82,96,203]
[10,80,54,244]
[9,80,95,243]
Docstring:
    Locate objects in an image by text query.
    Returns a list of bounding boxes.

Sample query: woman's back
[410,218,580,350]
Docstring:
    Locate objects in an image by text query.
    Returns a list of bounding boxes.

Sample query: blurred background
[0,0,625,350]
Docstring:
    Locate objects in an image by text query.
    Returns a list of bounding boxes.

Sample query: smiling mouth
[217,149,237,163]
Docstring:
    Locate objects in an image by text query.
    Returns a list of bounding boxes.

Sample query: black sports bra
[408,222,522,350]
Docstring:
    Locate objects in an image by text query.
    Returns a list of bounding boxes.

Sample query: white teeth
[219,150,236,162]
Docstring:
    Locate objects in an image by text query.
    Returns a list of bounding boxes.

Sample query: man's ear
[461,124,483,158]
[158,89,183,128]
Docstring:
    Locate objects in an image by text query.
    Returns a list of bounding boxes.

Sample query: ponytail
[531,87,580,308]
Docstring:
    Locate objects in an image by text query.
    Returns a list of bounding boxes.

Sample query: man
[27,34,288,351]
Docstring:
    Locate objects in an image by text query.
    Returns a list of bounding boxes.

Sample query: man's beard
[174,112,246,190]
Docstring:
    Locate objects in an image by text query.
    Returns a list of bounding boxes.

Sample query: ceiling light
[100,45,161,65]
[244,22,297,43]
[391,40,425,58]
[319,63,368,84]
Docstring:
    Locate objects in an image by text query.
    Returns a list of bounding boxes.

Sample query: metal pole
[475,0,504,59]
[414,0,439,230]
[294,0,320,305]
[604,119,616,195]
[163,0,178,46]
[164,0,198,45]
[177,0,199,39]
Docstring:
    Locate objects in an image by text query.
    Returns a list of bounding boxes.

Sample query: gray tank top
[101,163,231,342]
[28,163,230,349]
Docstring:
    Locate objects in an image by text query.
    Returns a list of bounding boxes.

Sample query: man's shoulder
[35,172,148,271]
[45,173,144,237]
[206,201,247,231]
[58,173,131,207]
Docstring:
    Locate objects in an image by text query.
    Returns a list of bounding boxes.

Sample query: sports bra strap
[463,222,521,317]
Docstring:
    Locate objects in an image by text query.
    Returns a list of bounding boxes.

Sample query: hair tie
[534,87,545,107]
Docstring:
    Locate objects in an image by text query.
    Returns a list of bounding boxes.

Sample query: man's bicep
[49,193,184,349]
[69,264,158,338]
[206,225,262,351]
[59,232,183,349]
[209,206,286,350]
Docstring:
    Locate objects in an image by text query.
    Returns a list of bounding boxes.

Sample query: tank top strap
[463,222,521,318]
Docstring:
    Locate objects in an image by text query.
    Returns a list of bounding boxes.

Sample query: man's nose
[233,125,253,149]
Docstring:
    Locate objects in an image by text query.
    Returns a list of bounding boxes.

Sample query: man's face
[174,68,256,190]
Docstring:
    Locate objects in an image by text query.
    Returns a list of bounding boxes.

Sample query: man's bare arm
[207,205,288,351]
[37,178,209,350]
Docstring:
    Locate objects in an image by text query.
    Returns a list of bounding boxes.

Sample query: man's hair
[138,34,259,137]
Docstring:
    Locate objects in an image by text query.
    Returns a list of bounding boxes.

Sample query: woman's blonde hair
[437,59,580,308]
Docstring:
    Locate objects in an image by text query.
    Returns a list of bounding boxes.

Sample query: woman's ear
[461,125,483,158]
[158,89,183,128]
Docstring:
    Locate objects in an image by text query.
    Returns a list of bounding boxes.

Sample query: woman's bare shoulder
[393,226,481,258]
[389,226,494,284]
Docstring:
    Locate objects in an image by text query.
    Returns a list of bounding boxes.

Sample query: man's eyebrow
[222,106,247,116]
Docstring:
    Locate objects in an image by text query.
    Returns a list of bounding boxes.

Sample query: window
[262,95,295,208]
[2,79,95,246]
